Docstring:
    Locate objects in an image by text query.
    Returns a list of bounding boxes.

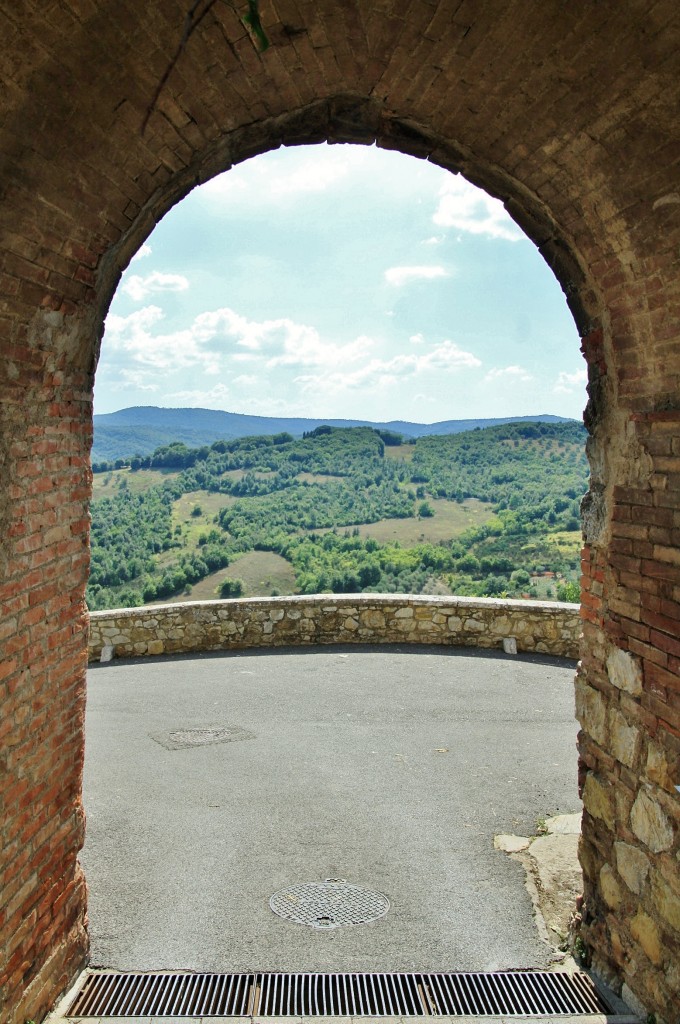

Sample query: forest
[87,420,588,610]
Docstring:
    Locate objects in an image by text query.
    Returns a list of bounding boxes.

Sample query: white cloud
[102,305,376,388]
[103,305,220,373]
[110,367,159,392]
[384,265,449,287]
[270,156,350,195]
[131,243,152,262]
[409,333,425,345]
[295,339,480,395]
[418,340,481,371]
[421,235,444,246]
[165,383,231,407]
[433,175,523,241]
[554,368,587,394]
[265,326,370,370]
[485,364,534,384]
[200,172,249,200]
[121,271,190,302]
[105,305,165,342]
[199,145,367,205]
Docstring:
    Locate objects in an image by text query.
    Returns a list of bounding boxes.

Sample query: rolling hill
[92,406,575,462]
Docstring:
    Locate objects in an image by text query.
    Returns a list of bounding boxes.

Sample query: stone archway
[1,5,679,1021]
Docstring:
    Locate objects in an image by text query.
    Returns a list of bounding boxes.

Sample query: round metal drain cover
[269,880,389,929]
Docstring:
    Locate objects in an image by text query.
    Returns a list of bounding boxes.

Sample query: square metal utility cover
[150,725,255,750]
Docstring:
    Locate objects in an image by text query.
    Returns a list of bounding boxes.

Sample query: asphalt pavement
[81,644,580,974]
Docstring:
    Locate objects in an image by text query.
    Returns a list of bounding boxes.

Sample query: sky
[96,143,587,424]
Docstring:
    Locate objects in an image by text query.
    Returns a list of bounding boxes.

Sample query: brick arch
[97,100,597,333]
[2,4,679,1022]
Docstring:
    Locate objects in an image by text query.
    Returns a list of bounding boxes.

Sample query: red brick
[650,628,680,658]
[640,558,680,584]
[609,552,642,573]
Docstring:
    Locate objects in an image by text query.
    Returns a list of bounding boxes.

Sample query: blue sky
[96,143,587,423]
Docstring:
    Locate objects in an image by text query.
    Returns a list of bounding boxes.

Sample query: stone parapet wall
[88,595,581,662]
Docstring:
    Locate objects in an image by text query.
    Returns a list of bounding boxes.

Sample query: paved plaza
[81,644,580,974]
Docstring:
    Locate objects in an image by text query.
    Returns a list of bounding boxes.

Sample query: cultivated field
[92,467,179,498]
[168,550,297,601]
[310,498,494,546]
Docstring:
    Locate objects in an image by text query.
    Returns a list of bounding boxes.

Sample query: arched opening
[81,141,588,975]
[89,142,587,610]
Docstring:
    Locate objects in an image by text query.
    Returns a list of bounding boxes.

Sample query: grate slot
[341,973,352,1016]
[160,972,184,1015]
[547,973,579,1015]
[574,971,603,1013]
[67,969,612,1017]
[360,972,372,1016]
[125,974,155,1016]
[460,974,479,1015]
[399,972,420,1015]
[95,974,122,1016]
[428,973,455,1015]
[495,974,517,1015]
[104,975,130,1016]
[518,971,544,1016]
[240,972,254,1015]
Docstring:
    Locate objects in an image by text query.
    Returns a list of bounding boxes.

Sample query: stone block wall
[88,595,581,662]
[576,413,680,1019]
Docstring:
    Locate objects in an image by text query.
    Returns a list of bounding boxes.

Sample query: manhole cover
[270,880,390,929]
[150,725,255,750]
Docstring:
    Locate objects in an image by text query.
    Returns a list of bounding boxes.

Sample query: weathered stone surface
[360,609,385,629]
[88,596,582,661]
[630,911,663,965]
[630,788,674,853]
[583,773,615,831]
[600,864,623,910]
[494,834,530,853]
[614,842,650,895]
[545,812,582,835]
[606,647,643,696]
[651,875,680,934]
[645,740,674,791]
[609,708,640,769]
[575,678,608,746]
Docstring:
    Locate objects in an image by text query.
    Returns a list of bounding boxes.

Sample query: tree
[557,580,580,603]
[418,500,434,518]
[219,577,244,598]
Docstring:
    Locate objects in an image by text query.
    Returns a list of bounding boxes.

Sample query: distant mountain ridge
[92,405,576,463]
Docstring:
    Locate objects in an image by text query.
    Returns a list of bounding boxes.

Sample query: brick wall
[2,2,680,1021]
[1,350,92,1023]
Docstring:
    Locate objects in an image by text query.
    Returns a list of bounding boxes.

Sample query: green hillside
[92,405,575,462]
[87,420,587,610]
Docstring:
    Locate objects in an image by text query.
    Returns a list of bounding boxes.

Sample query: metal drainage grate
[68,970,613,1017]
[150,726,255,750]
[270,880,390,929]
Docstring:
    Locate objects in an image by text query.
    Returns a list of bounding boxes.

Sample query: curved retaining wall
[88,594,581,661]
